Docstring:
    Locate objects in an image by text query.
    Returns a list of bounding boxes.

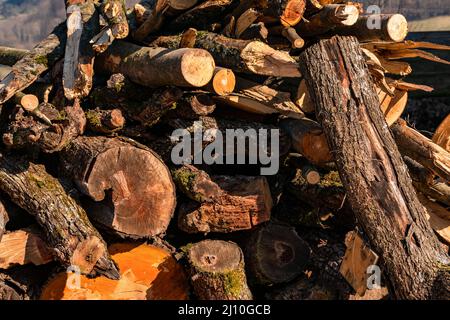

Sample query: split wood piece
[240,22,268,41]
[86,108,125,134]
[299,36,450,299]
[295,79,315,113]
[40,243,190,300]
[433,115,450,152]
[418,194,450,245]
[186,240,253,300]
[60,136,176,239]
[333,14,408,42]
[150,32,301,77]
[296,4,359,37]
[0,22,66,104]
[96,41,215,88]
[179,28,197,48]
[377,88,408,126]
[173,165,272,233]
[165,93,216,120]
[391,119,450,182]
[0,274,27,300]
[379,49,450,66]
[0,154,119,279]
[0,226,53,269]
[287,169,346,220]
[0,199,7,241]
[339,231,379,296]
[244,222,311,285]
[405,157,450,208]
[0,47,28,66]
[281,27,304,49]
[167,0,234,32]
[216,76,303,118]
[91,0,129,53]
[63,1,99,100]
[235,8,262,38]
[204,67,236,96]
[280,118,333,165]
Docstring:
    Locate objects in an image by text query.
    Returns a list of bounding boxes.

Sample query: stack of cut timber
[0,0,449,301]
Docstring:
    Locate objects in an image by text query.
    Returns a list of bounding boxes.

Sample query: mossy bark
[0,153,119,279]
[187,239,253,300]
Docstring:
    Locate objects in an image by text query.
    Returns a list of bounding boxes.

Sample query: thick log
[86,108,125,134]
[173,165,272,233]
[0,23,66,104]
[186,240,253,300]
[299,36,450,299]
[280,118,333,165]
[149,32,301,77]
[333,14,408,42]
[215,76,303,118]
[60,136,176,239]
[244,222,311,285]
[167,0,234,32]
[0,226,53,269]
[91,0,129,53]
[296,4,359,37]
[96,41,215,88]
[392,119,450,182]
[0,154,119,279]
[40,243,190,300]
[63,1,99,100]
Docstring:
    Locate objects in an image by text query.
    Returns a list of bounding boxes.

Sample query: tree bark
[0,23,66,104]
[60,136,177,239]
[173,165,272,233]
[299,35,450,299]
[0,154,119,279]
[186,239,253,300]
[149,32,301,77]
[96,41,216,88]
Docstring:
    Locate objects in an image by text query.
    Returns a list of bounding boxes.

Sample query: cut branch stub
[186,239,253,300]
[60,136,176,239]
[244,222,311,285]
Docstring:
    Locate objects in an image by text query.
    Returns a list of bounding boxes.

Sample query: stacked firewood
[0,0,449,300]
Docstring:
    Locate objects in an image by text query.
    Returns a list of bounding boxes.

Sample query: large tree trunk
[299,36,450,299]
[0,154,119,279]
[59,136,177,239]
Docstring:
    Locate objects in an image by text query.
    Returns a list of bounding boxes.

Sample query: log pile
[0,0,449,300]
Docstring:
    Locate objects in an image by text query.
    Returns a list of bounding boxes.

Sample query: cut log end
[20,94,39,112]
[187,240,253,300]
[387,14,409,42]
[280,0,307,27]
[207,67,236,96]
[181,49,216,87]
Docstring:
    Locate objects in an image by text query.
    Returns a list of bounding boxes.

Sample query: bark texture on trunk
[299,35,450,299]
